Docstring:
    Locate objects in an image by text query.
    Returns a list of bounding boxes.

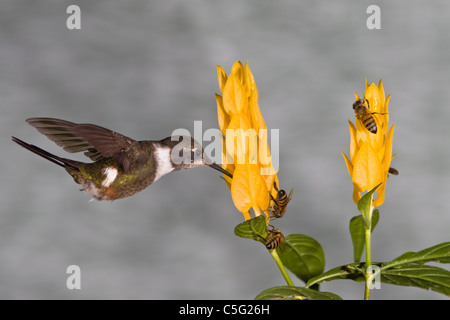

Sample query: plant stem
[364,226,372,300]
[364,201,374,300]
[270,249,295,287]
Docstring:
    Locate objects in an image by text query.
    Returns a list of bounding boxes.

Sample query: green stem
[364,201,374,300]
[270,249,295,287]
[364,226,372,300]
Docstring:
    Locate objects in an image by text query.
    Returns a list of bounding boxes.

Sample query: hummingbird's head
[161,136,232,178]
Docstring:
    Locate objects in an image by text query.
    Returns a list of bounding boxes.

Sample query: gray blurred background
[1,1,449,299]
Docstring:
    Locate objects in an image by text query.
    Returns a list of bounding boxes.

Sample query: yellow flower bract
[216,61,278,221]
[342,79,395,207]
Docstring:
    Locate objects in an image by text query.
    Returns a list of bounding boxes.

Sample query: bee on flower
[342,79,396,207]
[215,61,290,222]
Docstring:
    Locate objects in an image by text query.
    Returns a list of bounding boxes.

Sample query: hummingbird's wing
[26,118,139,172]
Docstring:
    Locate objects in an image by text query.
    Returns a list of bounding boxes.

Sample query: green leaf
[307,243,450,297]
[379,242,450,295]
[278,234,325,283]
[380,264,450,296]
[357,183,381,227]
[234,215,267,243]
[382,242,450,268]
[306,263,367,288]
[349,209,379,263]
[255,286,342,300]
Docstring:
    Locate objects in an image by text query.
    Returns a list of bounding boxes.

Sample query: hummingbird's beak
[208,163,233,179]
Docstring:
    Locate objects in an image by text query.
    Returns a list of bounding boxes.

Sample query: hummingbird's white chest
[153,146,175,182]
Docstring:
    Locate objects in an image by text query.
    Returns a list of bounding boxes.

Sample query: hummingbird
[12,118,232,201]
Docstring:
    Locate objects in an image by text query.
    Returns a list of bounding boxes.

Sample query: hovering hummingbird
[12,118,232,201]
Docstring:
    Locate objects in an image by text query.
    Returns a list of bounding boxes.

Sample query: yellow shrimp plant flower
[342,79,395,207]
[216,61,278,221]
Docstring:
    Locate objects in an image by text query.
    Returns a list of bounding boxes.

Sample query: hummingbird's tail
[12,136,79,170]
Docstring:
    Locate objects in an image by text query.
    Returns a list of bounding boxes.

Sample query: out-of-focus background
[1,1,449,299]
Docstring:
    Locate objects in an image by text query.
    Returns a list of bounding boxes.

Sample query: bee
[269,181,293,219]
[265,225,286,251]
[353,99,386,134]
[388,167,399,176]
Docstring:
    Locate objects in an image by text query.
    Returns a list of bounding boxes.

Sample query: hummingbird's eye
[191,149,202,160]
